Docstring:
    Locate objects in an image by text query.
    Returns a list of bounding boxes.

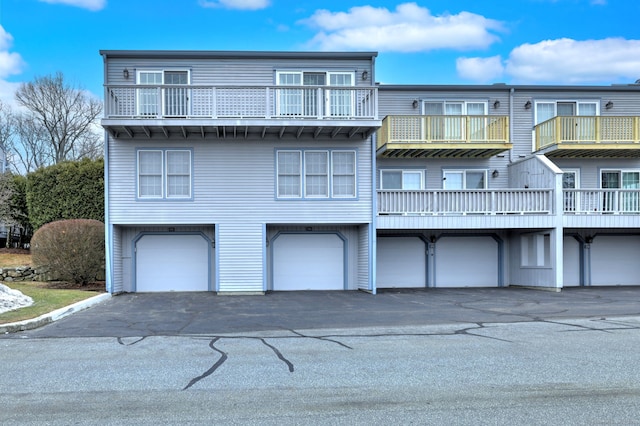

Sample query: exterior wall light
[493,100,500,109]
[524,100,532,109]
[605,101,613,109]
[412,99,419,109]
[123,68,130,79]
[362,70,368,81]
[492,169,499,178]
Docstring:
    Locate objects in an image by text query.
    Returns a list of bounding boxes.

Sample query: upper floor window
[380,170,425,190]
[137,149,192,200]
[276,149,356,199]
[137,70,190,117]
[534,100,599,125]
[422,101,488,116]
[276,71,355,117]
[443,170,486,190]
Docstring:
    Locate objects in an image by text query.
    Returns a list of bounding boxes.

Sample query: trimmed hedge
[27,158,104,230]
[31,219,105,284]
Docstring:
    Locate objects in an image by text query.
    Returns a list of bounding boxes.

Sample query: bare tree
[15,72,103,166]
[0,101,14,172]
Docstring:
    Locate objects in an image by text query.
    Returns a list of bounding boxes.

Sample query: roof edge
[99,50,378,60]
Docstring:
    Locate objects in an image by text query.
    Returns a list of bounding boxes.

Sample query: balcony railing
[377,189,553,215]
[563,189,640,214]
[377,115,509,148]
[104,85,378,120]
[536,116,640,150]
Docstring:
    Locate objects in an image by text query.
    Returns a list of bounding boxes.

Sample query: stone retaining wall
[0,266,48,282]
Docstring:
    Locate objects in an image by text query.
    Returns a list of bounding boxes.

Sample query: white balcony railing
[104,85,378,120]
[564,189,640,214]
[377,189,553,215]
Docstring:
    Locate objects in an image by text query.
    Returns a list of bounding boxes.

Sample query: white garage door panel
[436,237,498,287]
[591,236,640,286]
[377,237,426,288]
[273,234,344,291]
[136,234,209,292]
[563,236,581,287]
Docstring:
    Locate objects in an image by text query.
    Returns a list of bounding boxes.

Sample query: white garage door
[136,234,209,292]
[435,237,499,287]
[563,236,581,287]
[377,237,426,288]
[591,236,640,286]
[273,234,344,291]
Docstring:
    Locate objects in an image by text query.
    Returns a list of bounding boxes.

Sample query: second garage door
[377,237,427,288]
[591,236,640,286]
[135,234,210,292]
[435,236,499,287]
[272,233,344,291]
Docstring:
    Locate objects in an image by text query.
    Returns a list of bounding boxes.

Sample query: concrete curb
[0,293,111,334]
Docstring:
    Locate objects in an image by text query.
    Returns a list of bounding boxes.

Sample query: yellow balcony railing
[535,116,640,151]
[377,115,510,149]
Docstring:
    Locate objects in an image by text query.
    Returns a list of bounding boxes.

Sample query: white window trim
[534,100,600,125]
[442,169,487,190]
[136,69,191,117]
[137,149,193,200]
[304,150,329,198]
[276,149,357,200]
[379,169,426,190]
[421,100,489,115]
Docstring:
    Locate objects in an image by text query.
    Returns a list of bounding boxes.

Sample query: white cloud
[456,56,504,82]
[0,26,25,106]
[199,0,270,10]
[300,2,504,52]
[457,38,640,84]
[38,0,106,11]
[506,38,640,84]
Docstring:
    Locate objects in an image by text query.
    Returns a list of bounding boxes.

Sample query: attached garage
[590,235,640,286]
[377,236,427,288]
[135,234,210,292]
[272,233,345,291]
[435,236,499,287]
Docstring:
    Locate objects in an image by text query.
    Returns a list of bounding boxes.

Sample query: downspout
[102,53,113,294]
[509,87,514,164]
[370,54,378,294]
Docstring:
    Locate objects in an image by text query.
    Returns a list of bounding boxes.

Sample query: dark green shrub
[26,158,104,230]
[31,219,105,284]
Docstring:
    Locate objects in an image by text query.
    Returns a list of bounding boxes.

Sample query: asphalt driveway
[5,286,640,338]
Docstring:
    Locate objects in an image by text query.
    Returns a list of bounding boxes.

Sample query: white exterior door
[135,234,209,292]
[272,234,344,291]
[435,237,499,287]
[376,237,427,288]
[591,236,640,286]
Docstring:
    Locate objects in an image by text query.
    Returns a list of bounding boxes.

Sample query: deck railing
[104,85,378,120]
[377,189,553,215]
[377,115,509,149]
[536,116,640,150]
[563,189,640,214]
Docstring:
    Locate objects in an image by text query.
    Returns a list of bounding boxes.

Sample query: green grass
[0,282,101,325]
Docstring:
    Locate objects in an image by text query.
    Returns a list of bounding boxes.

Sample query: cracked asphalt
[3,287,640,424]
[4,286,640,338]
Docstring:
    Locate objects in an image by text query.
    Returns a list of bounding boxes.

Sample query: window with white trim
[137,70,190,117]
[380,170,425,190]
[276,71,355,117]
[534,100,599,125]
[443,170,486,189]
[422,100,488,116]
[276,149,356,199]
[137,149,192,199]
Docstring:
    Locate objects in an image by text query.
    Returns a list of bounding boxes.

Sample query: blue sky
[0,0,638,105]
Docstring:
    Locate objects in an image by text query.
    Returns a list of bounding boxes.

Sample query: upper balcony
[535,116,640,158]
[376,115,511,158]
[101,84,380,140]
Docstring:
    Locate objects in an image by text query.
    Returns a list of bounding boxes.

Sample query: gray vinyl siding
[104,56,374,88]
[508,229,559,289]
[218,223,264,293]
[111,226,123,293]
[107,137,372,224]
